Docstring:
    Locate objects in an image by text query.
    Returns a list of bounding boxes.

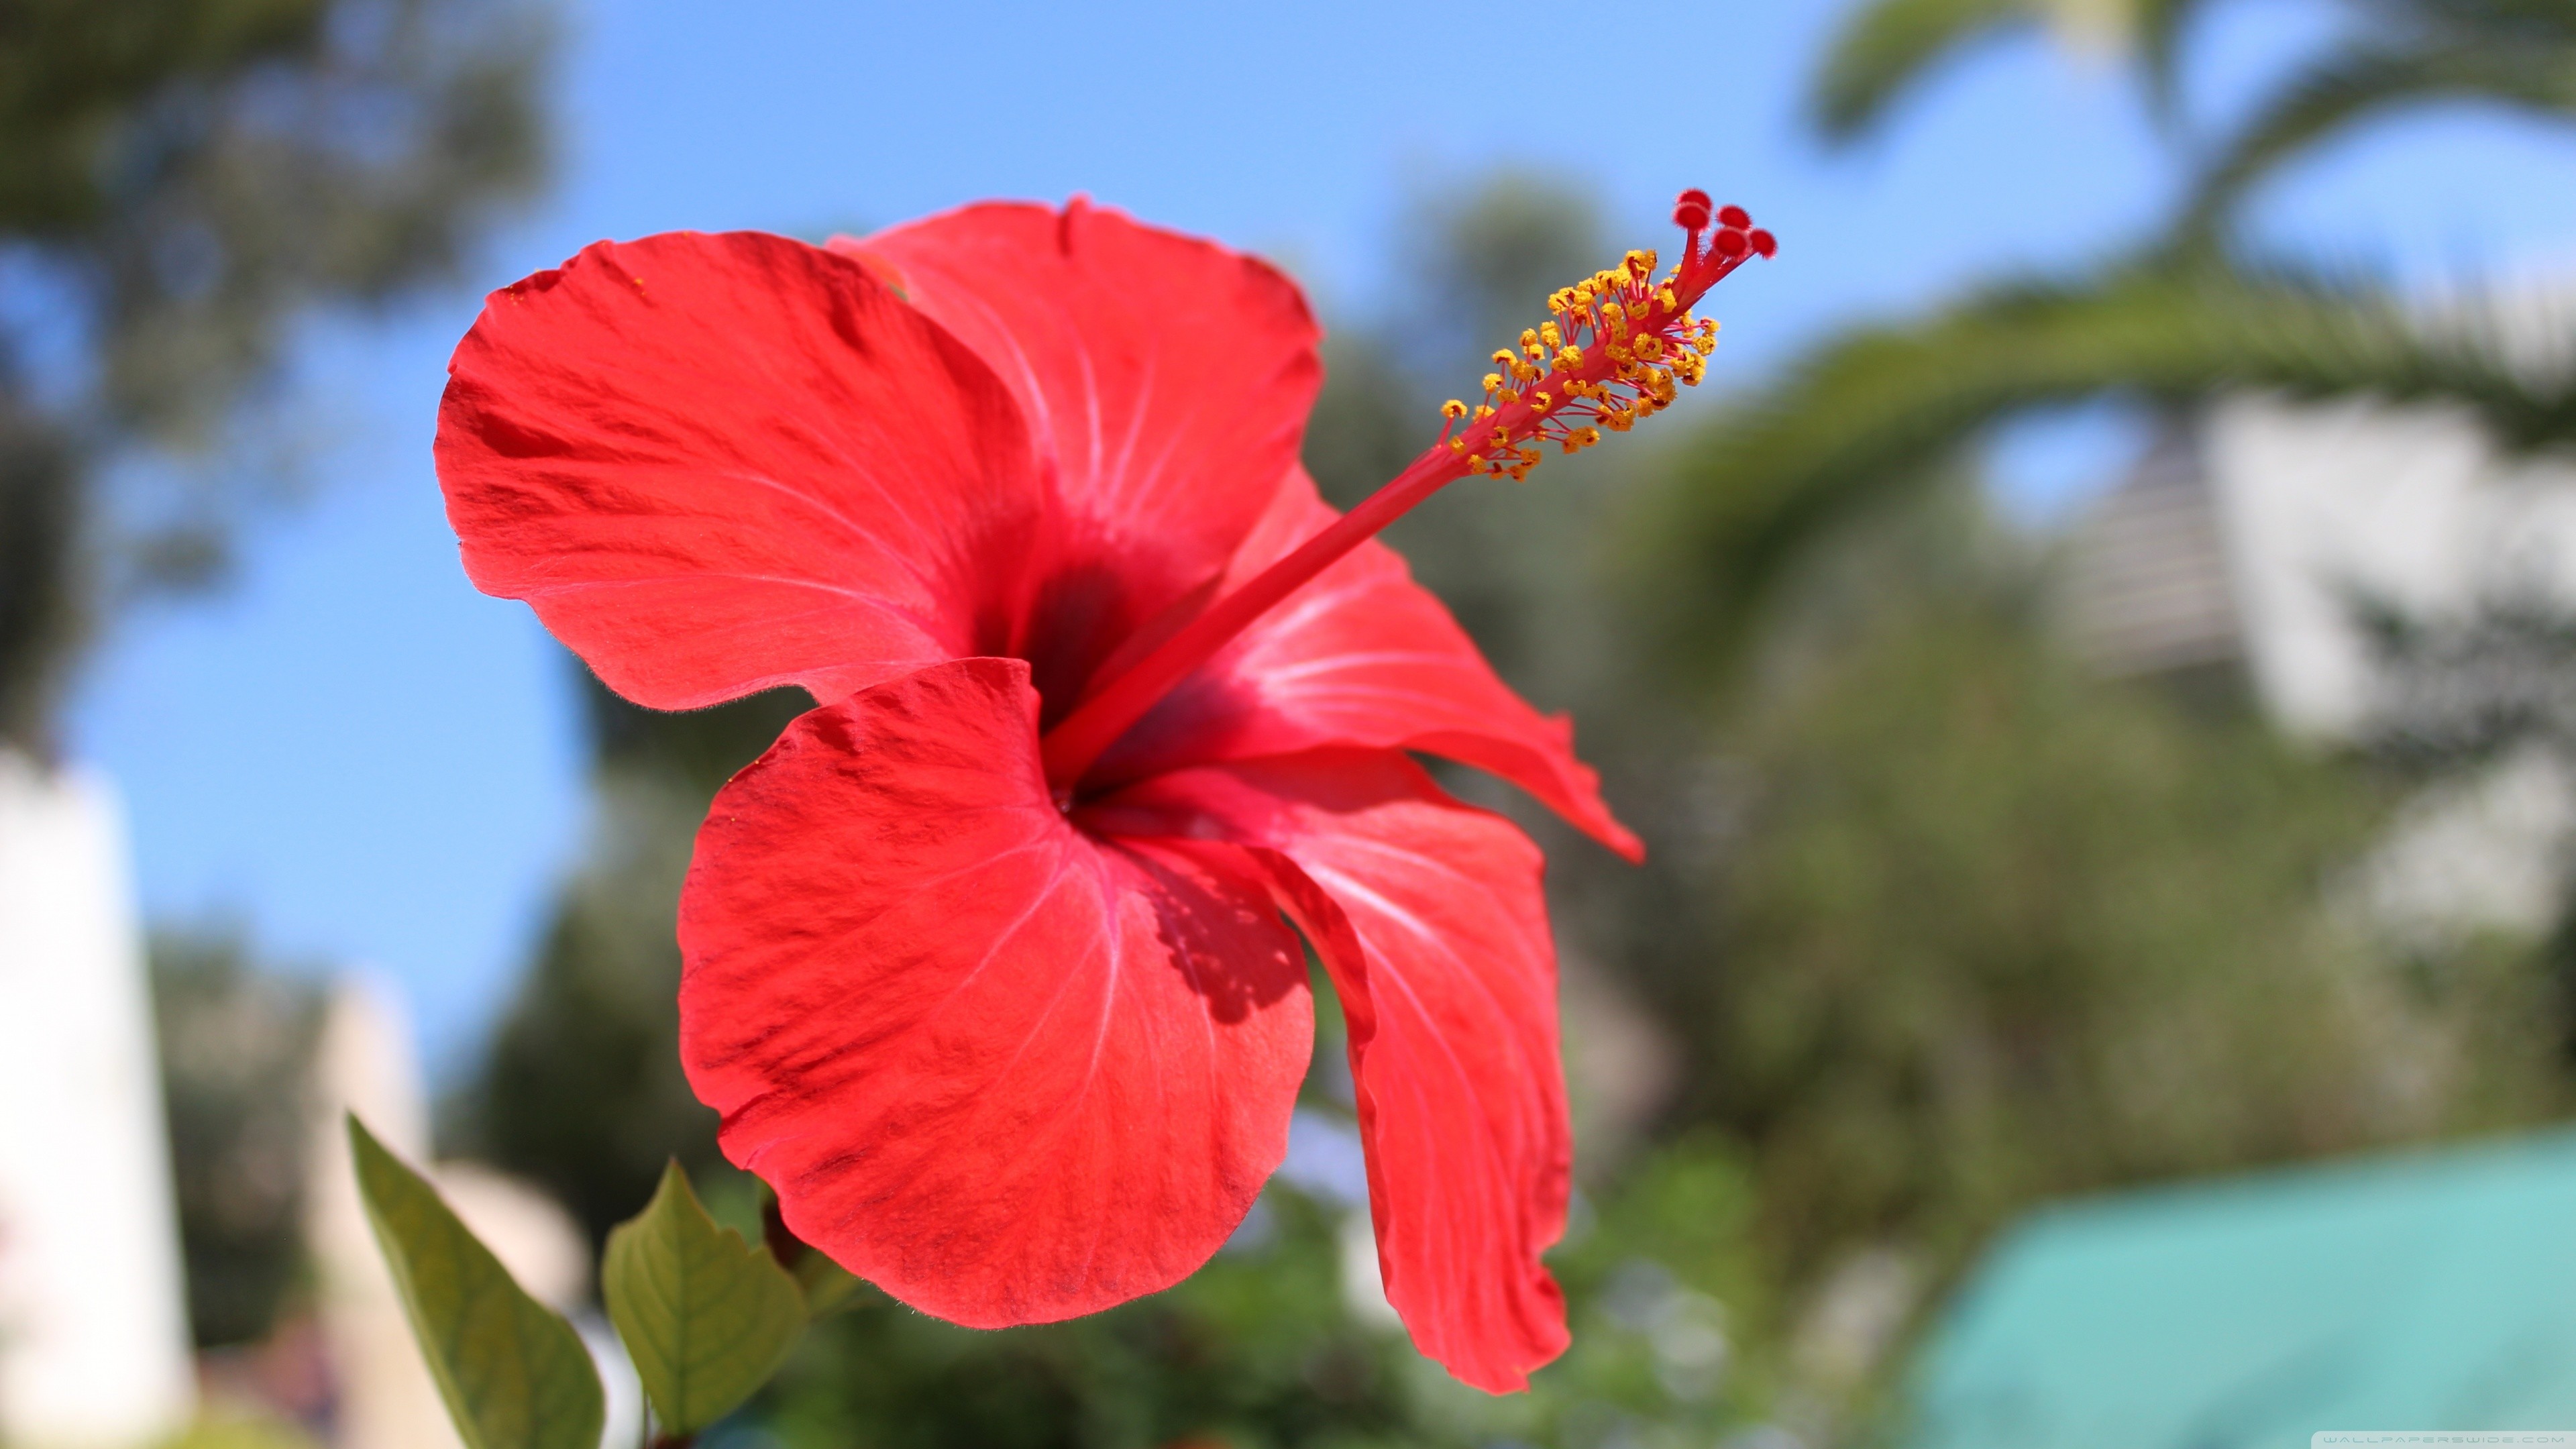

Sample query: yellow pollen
[1442,233,1732,485]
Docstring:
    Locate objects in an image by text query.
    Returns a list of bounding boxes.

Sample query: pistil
[1038,191,1774,794]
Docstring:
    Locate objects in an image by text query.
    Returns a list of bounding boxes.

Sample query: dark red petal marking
[437,231,1044,710]
[841,201,1323,714]
[1092,466,1642,860]
[1093,751,1573,1393]
[678,658,1311,1327]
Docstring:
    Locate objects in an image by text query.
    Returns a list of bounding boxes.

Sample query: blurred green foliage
[755,1137,1775,1449]
[0,0,548,751]
[1664,494,2564,1285]
[150,926,324,1348]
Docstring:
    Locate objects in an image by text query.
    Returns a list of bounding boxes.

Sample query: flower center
[1038,190,1775,796]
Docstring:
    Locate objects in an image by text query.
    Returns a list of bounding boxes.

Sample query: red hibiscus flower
[435,194,1770,1392]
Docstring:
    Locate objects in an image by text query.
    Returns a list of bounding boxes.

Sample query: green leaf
[603,1161,808,1434]
[347,1115,604,1449]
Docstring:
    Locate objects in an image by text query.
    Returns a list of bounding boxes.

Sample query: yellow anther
[1457,235,1742,475]
[1442,399,1468,420]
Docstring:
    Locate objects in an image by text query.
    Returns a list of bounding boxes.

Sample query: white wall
[0,755,196,1447]
[2205,394,2576,737]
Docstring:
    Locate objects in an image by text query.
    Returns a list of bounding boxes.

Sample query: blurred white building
[2068,396,2576,727]
[0,755,197,1448]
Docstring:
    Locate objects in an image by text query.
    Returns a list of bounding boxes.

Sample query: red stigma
[1672,188,1713,231]
[1717,204,1750,229]
[1748,229,1777,258]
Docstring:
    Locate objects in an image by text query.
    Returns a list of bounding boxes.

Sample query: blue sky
[64,0,2576,1075]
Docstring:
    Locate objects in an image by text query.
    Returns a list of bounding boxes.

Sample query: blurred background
[7,0,2576,1446]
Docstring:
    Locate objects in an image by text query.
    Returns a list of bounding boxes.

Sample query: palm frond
[1627,260,2576,669]
[2179,39,2576,237]
[1813,0,2039,142]
[1813,0,2213,141]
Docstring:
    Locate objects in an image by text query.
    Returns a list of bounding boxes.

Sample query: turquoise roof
[1907,1130,2576,1449]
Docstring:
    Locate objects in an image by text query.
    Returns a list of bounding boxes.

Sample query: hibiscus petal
[843,202,1322,713]
[1096,468,1643,861]
[1089,751,1572,1393]
[676,657,1311,1327]
[438,231,1045,710]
